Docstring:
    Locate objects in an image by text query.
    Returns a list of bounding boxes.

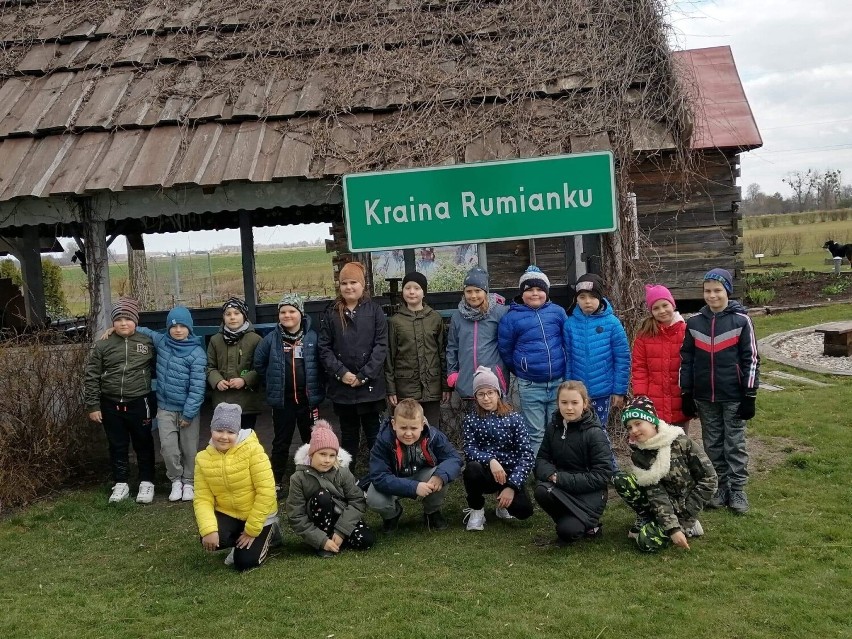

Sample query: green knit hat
[621,395,660,428]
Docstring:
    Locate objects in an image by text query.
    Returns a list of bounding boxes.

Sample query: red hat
[644,284,675,311]
[308,419,339,457]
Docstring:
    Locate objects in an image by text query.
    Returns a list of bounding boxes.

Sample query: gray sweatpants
[695,400,748,489]
[366,467,448,519]
[157,409,200,485]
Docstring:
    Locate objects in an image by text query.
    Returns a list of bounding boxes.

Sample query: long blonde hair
[636,315,660,338]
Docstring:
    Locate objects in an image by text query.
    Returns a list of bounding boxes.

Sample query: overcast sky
[125,0,851,254]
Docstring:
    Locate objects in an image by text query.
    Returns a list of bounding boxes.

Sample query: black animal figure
[823,240,852,269]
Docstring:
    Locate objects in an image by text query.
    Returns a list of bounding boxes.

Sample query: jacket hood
[630,421,685,486]
[571,298,614,319]
[293,443,353,468]
[166,306,194,333]
[207,428,255,450]
[700,300,748,318]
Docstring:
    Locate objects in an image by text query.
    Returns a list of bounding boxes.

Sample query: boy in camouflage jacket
[614,396,717,553]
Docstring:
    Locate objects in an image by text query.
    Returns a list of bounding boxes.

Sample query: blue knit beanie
[166,306,194,334]
[704,268,733,294]
[464,267,489,292]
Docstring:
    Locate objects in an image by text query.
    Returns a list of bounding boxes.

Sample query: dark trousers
[420,400,441,430]
[307,491,375,550]
[101,395,155,483]
[533,484,590,542]
[241,413,258,430]
[207,511,274,572]
[337,410,381,475]
[271,402,313,483]
[462,461,533,519]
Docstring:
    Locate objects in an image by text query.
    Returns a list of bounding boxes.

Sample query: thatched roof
[0,0,698,206]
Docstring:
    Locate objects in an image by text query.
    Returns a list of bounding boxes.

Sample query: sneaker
[136,481,155,504]
[108,482,130,503]
[628,515,650,540]
[270,522,284,548]
[495,507,515,520]
[728,489,750,514]
[382,504,403,534]
[707,485,729,509]
[686,520,704,537]
[424,510,448,531]
[168,480,183,502]
[463,507,486,531]
[224,548,235,566]
[181,484,194,501]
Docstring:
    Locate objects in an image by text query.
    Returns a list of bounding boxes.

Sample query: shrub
[757,215,775,228]
[790,233,805,256]
[745,236,769,258]
[790,214,801,225]
[0,338,93,510]
[766,234,789,257]
[821,281,851,296]
[746,288,776,305]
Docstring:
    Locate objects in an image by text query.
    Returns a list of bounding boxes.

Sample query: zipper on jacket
[562,421,567,440]
[535,311,553,379]
[120,337,128,402]
[473,320,479,370]
[710,315,716,402]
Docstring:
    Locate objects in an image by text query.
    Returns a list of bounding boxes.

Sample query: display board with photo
[371,244,478,295]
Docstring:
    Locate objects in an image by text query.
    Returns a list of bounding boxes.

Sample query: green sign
[342,151,617,252]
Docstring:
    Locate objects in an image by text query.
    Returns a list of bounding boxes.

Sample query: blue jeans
[590,396,619,472]
[695,400,748,489]
[517,378,560,457]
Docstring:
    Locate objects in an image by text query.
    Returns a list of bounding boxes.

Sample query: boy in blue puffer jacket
[563,273,630,471]
[135,306,207,502]
[497,266,567,456]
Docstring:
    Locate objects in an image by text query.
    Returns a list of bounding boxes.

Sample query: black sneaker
[316,549,336,558]
[382,505,403,534]
[707,485,729,510]
[424,510,448,531]
[727,489,750,515]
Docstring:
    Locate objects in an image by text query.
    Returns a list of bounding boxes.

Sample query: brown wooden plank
[38,70,100,133]
[570,132,611,153]
[268,79,301,117]
[85,129,146,192]
[222,121,265,182]
[53,41,89,69]
[272,132,314,178]
[114,66,171,127]
[0,77,30,127]
[296,73,327,112]
[6,135,74,199]
[163,1,204,29]
[74,38,122,68]
[465,127,502,163]
[198,125,239,186]
[47,132,111,195]
[253,124,285,182]
[96,9,127,36]
[0,138,35,200]
[124,127,183,188]
[159,65,202,124]
[62,20,97,40]
[189,93,228,121]
[233,78,272,120]
[133,2,166,32]
[116,35,153,65]
[1,73,74,136]
[171,123,224,186]
[75,71,134,129]
[15,43,58,73]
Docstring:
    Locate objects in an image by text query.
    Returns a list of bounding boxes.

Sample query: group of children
[83,261,759,570]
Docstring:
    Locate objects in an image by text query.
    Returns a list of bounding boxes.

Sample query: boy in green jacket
[84,298,156,504]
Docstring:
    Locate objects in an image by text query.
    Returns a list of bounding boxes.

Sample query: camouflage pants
[613,472,670,553]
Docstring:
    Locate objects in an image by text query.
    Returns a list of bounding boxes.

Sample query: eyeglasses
[475,390,499,399]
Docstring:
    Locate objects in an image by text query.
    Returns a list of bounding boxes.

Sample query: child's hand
[216,380,230,391]
[88,411,102,424]
[235,532,255,549]
[496,487,515,509]
[611,395,625,409]
[331,533,344,548]
[99,327,115,340]
[179,419,191,429]
[670,530,690,550]
[341,372,357,385]
[446,372,459,388]
[229,378,246,390]
[548,473,558,484]
[441,391,451,403]
[416,482,434,497]
[323,538,340,553]
[489,459,507,485]
[201,532,220,551]
[426,476,444,492]
[388,394,398,407]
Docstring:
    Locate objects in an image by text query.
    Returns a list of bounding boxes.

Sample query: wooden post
[13,226,47,325]
[239,211,257,322]
[80,199,112,334]
[126,234,150,310]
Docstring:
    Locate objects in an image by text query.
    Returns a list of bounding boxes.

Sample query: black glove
[681,393,697,418]
[736,396,756,420]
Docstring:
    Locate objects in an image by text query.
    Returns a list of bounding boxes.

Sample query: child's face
[703,281,729,312]
[211,429,237,452]
[310,448,337,473]
[392,416,424,445]
[576,292,601,315]
[223,307,245,330]
[474,387,500,412]
[464,286,486,309]
[651,299,675,324]
[626,418,657,444]
[113,317,136,337]
[402,282,424,308]
[340,278,364,303]
[522,286,547,309]
[169,324,189,341]
[558,389,586,422]
[278,306,302,330]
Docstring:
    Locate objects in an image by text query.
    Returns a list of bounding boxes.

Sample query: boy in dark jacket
[255,293,325,490]
[84,298,156,504]
[614,396,718,553]
[680,268,759,514]
[366,399,463,532]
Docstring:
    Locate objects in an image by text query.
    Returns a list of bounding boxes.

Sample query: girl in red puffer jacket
[630,285,690,432]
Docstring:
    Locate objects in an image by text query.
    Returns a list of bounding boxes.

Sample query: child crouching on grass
[286,420,374,558]
[614,396,717,553]
[194,403,279,571]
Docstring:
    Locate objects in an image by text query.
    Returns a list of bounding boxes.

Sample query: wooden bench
[814,322,852,357]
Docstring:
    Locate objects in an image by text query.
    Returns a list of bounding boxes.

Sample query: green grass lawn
[2,306,851,638]
[743,214,852,273]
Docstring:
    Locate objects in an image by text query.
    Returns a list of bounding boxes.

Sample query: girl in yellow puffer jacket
[193,403,279,571]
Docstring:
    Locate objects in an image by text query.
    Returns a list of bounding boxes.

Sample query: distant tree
[782,170,817,212]
[815,169,842,210]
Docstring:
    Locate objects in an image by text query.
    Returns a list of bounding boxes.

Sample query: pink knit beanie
[308,419,339,457]
[645,284,675,311]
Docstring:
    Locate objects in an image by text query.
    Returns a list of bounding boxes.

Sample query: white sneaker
[224,548,235,566]
[181,484,194,501]
[168,480,183,502]
[495,507,515,520]
[463,507,486,531]
[686,520,704,538]
[136,481,155,504]
[108,482,130,503]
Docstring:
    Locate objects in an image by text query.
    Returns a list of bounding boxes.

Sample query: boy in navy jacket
[366,399,463,532]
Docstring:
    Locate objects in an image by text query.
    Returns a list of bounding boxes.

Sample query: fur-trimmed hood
[293,443,353,468]
[629,421,685,486]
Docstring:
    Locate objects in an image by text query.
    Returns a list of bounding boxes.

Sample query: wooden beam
[10,226,47,325]
[81,199,112,334]
[239,211,257,322]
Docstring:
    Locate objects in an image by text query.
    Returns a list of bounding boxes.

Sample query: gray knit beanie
[210,403,242,434]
